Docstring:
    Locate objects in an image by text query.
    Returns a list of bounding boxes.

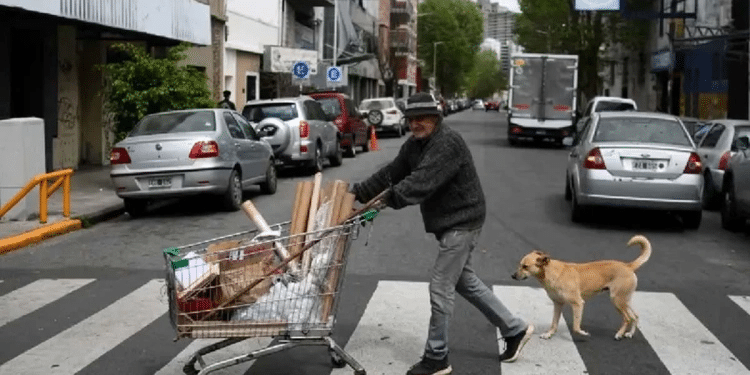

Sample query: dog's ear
[536,253,550,267]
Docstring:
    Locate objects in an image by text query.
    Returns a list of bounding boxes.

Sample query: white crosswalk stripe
[0,278,749,375]
[632,292,750,375]
[494,285,588,375]
[331,281,431,375]
[730,295,750,316]
[0,279,94,328]
[0,279,166,375]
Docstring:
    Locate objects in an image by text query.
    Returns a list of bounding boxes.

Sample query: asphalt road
[1,109,750,375]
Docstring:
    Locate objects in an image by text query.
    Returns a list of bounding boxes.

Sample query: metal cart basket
[163,213,374,375]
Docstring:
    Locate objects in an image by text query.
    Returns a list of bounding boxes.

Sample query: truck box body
[507,53,579,145]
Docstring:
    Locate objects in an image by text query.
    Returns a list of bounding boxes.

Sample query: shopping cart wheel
[329,349,346,368]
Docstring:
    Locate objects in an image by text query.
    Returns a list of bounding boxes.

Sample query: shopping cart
[163,209,378,375]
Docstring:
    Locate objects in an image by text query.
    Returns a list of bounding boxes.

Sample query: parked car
[308,91,370,157]
[681,117,711,143]
[563,112,703,229]
[472,99,485,110]
[110,109,277,217]
[720,134,750,231]
[242,96,342,173]
[359,97,406,137]
[580,96,637,118]
[694,120,750,209]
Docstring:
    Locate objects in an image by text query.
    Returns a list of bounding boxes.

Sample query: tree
[418,0,484,96]
[99,42,215,142]
[465,50,507,99]
[515,0,649,102]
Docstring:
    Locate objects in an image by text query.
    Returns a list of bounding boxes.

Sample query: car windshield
[129,111,216,136]
[361,100,393,110]
[593,117,692,146]
[315,98,342,117]
[242,103,299,122]
[595,101,636,112]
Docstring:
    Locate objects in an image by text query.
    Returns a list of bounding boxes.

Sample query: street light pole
[433,41,444,91]
[333,0,338,66]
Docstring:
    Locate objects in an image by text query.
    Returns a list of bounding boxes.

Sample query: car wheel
[721,182,745,231]
[702,173,721,210]
[329,144,343,167]
[396,124,404,138]
[564,176,572,201]
[123,198,148,218]
[308,144,324,174]
[570,185,586,223]
[680,210,702,230]
[259,162,277,195]
[508,138,517,146]
[222,169,243,211]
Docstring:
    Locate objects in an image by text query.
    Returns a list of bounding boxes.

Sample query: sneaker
[405,356,452,375]
[499,324,534,363]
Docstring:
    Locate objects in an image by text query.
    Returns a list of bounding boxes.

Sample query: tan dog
[511,235,651,340]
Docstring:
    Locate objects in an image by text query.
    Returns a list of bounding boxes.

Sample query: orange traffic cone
[369,126,380,151]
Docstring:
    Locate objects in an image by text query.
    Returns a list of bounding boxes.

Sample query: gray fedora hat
[403,92,442,118]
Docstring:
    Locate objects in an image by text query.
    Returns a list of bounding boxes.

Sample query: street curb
[0,219,83,254]
[76,204,125,227]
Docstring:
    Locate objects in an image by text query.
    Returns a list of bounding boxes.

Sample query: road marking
[0,279,94,328]
[494,285,588,374]
[633,292,750,375]
[0,279,167,375]
[729,295,750,316]
[331,281,431,375]
[154,338,272,375]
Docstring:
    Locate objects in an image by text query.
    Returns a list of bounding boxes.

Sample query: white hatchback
[359,98,406,137]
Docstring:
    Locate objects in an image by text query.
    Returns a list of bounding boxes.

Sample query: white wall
[226,0,281,53]
[0,118,45,221]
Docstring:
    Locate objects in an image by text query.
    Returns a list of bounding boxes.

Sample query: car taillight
[189,141,219,159]
[110,147,131,164]
[510,126,522,134]
[583,148,606,169]
[386,109,398,115]
[299,121,309,138]
[334,117,344,126]
[683,152,702,174]
[718,151,732,170]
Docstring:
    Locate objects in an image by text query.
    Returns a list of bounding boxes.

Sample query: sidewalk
[0,165,124,252]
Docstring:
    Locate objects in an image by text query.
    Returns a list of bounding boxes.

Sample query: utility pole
[333,0,338,67]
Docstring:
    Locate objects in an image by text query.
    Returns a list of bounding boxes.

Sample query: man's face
[408,115,439,139]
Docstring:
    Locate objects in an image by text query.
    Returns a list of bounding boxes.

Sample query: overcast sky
[492,0,522,13]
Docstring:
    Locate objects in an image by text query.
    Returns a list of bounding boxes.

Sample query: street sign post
[292,61,310,81]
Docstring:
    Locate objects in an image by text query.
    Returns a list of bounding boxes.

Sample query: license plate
[633,160,658,170]
[535,130,547,135]
[149,177,172,188]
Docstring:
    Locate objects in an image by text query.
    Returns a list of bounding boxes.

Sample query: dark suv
[308,91,370,157]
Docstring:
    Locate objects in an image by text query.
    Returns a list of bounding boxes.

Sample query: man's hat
[403,92,441,118]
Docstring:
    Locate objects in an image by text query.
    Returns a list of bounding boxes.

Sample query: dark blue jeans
[424,228,527,360]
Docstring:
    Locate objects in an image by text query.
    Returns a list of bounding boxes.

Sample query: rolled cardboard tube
[241,200,300,275]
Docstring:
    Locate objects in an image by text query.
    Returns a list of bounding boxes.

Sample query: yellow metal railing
[0,169,74,224]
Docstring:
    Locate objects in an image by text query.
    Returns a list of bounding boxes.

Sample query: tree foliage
[417,0,484,96]
[515,0,649,101]
[465,50,507,99]
[99,42,215,142]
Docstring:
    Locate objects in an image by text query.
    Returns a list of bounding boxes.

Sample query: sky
[492,0,522,13]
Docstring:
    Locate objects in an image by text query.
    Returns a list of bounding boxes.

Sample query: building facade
[0,0,211,171]
[477,0,517,73]
[391,0,419,98]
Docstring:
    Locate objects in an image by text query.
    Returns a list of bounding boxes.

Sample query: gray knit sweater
[351,122,486,236]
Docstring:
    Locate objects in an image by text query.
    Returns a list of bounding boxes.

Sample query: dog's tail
[627,235,651,271]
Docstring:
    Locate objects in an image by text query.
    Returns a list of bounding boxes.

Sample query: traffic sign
[292,61,310,80]
[327,66,342,83]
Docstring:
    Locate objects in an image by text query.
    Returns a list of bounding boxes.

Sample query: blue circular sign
[292,61,309,79]
[327,67,342,82]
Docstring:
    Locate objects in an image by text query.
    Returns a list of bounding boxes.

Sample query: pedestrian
[349,92,534,375]
[218,90,236,110]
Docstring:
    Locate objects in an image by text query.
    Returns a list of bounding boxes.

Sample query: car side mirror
[562,137,574,147]
[736,136,750,151]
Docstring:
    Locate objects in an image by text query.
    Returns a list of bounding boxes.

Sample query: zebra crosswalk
[0,277,749,375]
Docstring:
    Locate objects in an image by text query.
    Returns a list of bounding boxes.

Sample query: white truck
[506,53,579,146]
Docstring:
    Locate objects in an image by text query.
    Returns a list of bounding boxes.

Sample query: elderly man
[350,92,534,375]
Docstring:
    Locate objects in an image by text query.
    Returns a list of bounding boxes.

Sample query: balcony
[391,0,414,27]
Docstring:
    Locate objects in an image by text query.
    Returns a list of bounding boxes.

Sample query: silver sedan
[110,109,277,217]
[563,112,703,229]
[695,120,750,209]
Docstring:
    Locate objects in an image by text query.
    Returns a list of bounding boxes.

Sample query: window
[345,99,358,116]
[594,101,636,112]
[304,100,327,121]
[223,112,245,139]
[130,111,216,136]
[242,103,299,122]
[315,97,343,117]
[699,124,725,148]
[593,117,692,146]
[233,113,258,140]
